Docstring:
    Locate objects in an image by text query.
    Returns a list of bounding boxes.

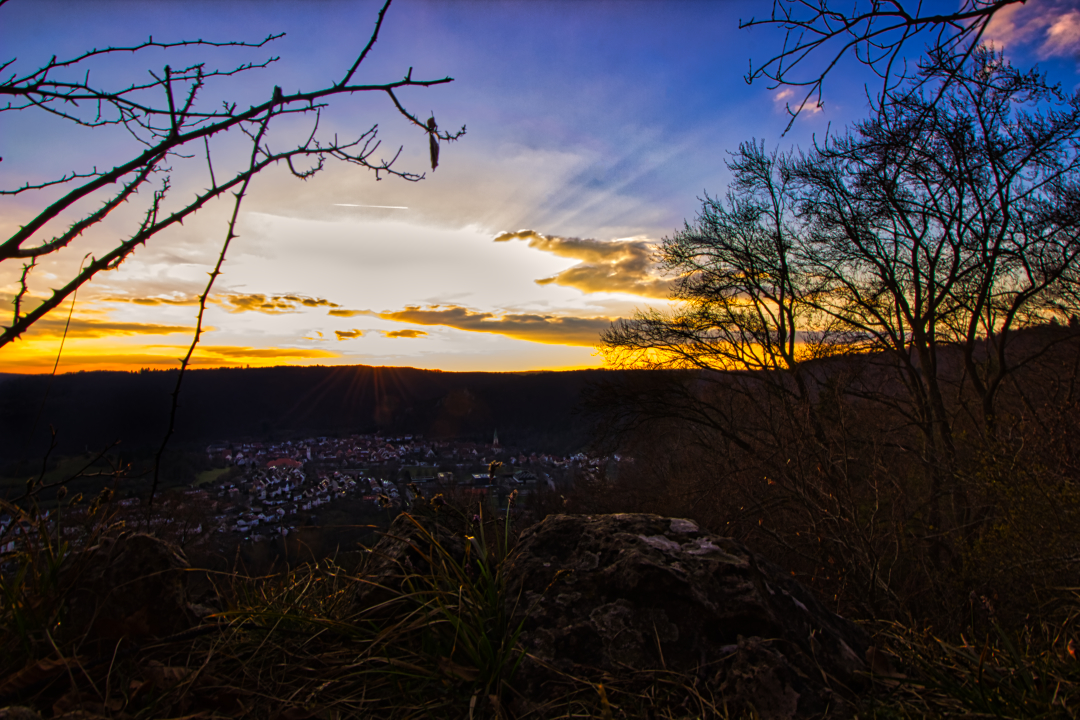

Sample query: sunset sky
[3,0,1079,374]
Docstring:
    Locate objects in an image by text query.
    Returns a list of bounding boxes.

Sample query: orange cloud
[190,345,337,360]
[985,0,1080,59]
[0,293,196,340]
[335,328,364,340]
[218,293,341,314]
[383,329,428,339]
[328,308,367,317]
[23,316,196,339]
[493,229,672,298]
[376,304,616,346]
[534,266,672,298]
[100,294,201,306]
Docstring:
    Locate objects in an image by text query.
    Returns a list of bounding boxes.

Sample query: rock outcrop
[358,511,872,718]
[61,533,194,647]
[502,514,871,719]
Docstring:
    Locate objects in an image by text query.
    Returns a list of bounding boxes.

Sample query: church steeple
[492,429,500,449]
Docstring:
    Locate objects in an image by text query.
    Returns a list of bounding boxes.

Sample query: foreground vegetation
[1,483,1078,719]
[583,51,1080,717]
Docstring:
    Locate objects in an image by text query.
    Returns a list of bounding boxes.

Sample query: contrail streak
[333,203,409,209]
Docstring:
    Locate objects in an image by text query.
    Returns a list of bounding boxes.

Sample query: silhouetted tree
[598,49,1080,616]
[606,48,1080,455]
[743,0,1027,129]
[791,48,1080,446]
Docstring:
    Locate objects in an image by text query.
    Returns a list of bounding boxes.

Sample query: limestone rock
[503,513,871,719]
[62,533,194,647]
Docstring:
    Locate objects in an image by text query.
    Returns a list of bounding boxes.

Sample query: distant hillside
[0,365,609,460]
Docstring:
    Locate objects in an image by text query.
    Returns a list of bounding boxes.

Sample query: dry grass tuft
[2,492,1078,718]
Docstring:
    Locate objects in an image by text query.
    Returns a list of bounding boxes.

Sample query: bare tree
[602,142,829,379]
[596,49,1080,613]
[742,0,1026,130]
[600,141,835,452]
[792,48,1080,449]
[0,0,464,349]
[609,48,1080,458]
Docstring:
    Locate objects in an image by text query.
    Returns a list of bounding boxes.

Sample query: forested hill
[0,365,606,458]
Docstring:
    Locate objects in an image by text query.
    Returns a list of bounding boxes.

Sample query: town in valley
[2,431,614,557]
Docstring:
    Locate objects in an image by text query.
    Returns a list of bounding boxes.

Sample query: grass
[860,611,1080,719]
[2,491,1079,718]
[194,467,231,487]
[0,455,112,496]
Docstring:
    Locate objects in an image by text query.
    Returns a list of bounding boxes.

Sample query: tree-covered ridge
[0,365,602,460]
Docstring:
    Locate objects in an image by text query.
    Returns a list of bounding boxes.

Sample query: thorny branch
[146,115,271,525]
[1,0,465,348]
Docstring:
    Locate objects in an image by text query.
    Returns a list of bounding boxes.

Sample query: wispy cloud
[985,0,1080,59]
[383,329,428,339]
[328,308,368,318]
[493,229,672,298]
[104,292,343,315]
[772,87,823,115]
[1046,11,1080,58]
[334,328,363,340]
[189,345,338,360]
[333,204,409,209]
[376,304,616,346]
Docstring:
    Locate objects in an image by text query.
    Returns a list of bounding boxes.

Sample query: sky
[2,0,1079,374]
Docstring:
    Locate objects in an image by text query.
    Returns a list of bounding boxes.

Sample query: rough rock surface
[62,533,194,646]
[502,514,871,719]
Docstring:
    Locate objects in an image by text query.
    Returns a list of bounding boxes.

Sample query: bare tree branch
[146,115,271,525]
[1,0,465,348]
[742,0,1026,132]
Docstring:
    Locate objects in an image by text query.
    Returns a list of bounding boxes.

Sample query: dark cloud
[335,329,364,340]
[383,329,428,339]
[377,305,616,346]
[293,296,340,308]
[494,229,672,298]
[219,293,341,314]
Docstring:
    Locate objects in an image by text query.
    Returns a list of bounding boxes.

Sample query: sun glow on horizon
[9,1,1071,377]
[1,349,608,376]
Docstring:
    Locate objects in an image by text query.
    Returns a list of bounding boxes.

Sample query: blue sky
[3,0,1079,373]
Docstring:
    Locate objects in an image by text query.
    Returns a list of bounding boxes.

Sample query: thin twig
[146,118,270,526]
[25,253,90,463]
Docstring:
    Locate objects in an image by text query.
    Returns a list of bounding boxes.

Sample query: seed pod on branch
[429,134,439,171]
[427,115,439,170]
